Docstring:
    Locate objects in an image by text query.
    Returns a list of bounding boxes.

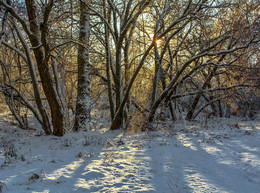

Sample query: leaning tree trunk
[14,23,52,134]
[185,44,231,121]
[25,0,66,136]
[74,0,91,131]
[185,66,217,120]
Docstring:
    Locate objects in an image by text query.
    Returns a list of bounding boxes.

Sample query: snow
[0,112,260,193]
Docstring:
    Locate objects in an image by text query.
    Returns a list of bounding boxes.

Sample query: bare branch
[0,0,32,36]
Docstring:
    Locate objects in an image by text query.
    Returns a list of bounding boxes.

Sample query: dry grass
[127,112,147,133]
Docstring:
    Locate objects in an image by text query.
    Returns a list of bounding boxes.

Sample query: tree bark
[104,3,115,121]
[25,0,66,136]
[13,23,52,134]
[74,0,91,131]
[151,44,160,107]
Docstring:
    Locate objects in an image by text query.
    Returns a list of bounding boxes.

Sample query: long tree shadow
[0,129,118,192]
[171,126,260,193]
[71,133,155,192]
[22,131,155,192]
[1,122,259,193]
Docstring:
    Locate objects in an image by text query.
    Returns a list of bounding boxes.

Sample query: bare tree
[0,0,69,136]
[1,0,259,135]
[74,0,91,131]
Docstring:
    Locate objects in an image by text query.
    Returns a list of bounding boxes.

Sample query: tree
[74,0,91,131]
[0,0,259,135]
[0,0,69,136]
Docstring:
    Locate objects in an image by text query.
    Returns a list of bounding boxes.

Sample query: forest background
[0,0,259,136]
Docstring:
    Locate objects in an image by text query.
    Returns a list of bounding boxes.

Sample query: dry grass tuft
[127,112,147,133]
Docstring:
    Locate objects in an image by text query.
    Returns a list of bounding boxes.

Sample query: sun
[155,38,162,45]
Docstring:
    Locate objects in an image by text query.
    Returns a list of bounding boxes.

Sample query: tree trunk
[13,23,52,134]
[25,0,66,136]
[103,2,115,121]
[74,0,91,131]
[151,44,160,107]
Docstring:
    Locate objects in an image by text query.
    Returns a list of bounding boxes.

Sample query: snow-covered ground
[0,112,260,193]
